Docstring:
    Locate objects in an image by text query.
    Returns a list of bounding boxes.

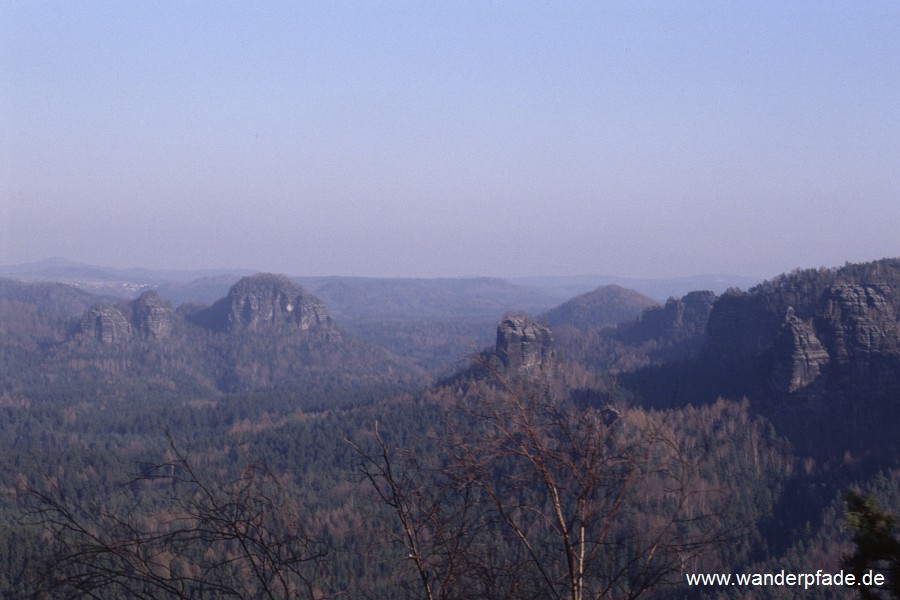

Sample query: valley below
[0,257,898,599]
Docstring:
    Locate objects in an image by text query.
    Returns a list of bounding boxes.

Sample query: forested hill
[0,259,899,598]
[538,284,658,330]
[554,258,900,460]
[0,273,426,397]
[0,277,107,320]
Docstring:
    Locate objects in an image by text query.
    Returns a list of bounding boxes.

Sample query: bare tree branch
[353,355,737,600]
[24,432,334,600]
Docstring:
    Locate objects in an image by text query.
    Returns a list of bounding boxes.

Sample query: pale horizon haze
[2,2,898,280]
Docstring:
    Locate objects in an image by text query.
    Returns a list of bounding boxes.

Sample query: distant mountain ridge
[298,276,561,321]
[0,257,255,284]
[0,277,108,319]
[0,257,761,311]
[0,258,255,298]
[509,273,762,303]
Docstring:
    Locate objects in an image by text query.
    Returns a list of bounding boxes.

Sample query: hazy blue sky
[2,2,898,278]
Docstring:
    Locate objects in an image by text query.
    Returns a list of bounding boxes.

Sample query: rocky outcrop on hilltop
[44,273,424,392]
[816,284,900,392]
[76,291,174,344]
[130,291,174,339]
[78,305,134,344]
[496,314,554,373]
[74,275,335,346]
[706,268,900,395]
[196,274,337,338]
[625,290,717,343]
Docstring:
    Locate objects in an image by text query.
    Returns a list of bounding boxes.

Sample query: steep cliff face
[78,305,134,344]
[706,276,900,395]
[198,274,336,337]
[768,310,830,393]
[496,314,554,373]
[675,291,718,337]
[706,292,783,362]
[628,290,717,343]
[816,284,900,392]
[130,291,174,340]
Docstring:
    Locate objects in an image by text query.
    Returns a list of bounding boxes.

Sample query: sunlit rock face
[495,314,554,374]
[769,309,830,393]
[200,274,336,336]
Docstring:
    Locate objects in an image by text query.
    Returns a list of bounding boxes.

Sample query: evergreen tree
[844,490,900,599]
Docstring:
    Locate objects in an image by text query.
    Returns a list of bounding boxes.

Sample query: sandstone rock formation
[14,273,425,394]
[643,290,716,339]
[130,291,174,340]
[76,291,174,344]
[671,291,718,337]
[706,278,900,395]
[496,314,554,373]
[78,305,133,344]
[769,309,830,392]
[816,284,900,392]
[198,274,337,337]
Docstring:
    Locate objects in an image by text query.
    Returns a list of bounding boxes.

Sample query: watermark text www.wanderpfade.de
[685,569,886,590]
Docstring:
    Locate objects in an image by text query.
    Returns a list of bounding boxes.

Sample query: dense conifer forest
[0,259,898,598]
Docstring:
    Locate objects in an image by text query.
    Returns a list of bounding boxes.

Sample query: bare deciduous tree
[25,433,334,600]
[354,359,736,600]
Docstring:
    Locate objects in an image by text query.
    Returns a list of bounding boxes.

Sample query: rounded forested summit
[539,285,659,331]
